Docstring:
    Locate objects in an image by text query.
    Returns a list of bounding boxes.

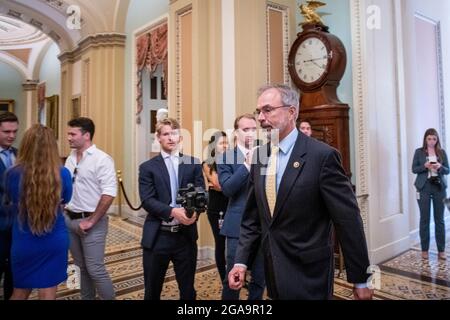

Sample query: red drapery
[136,23,168,117]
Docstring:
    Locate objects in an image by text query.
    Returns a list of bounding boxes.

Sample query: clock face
[294,37,330,84]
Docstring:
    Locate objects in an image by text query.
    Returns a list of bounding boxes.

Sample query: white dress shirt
[65,145,117,213]
[160,150,180,226]
[0,146,16,167]
[237,144,251,171]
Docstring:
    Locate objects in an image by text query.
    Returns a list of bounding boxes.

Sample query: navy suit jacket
[217,147,250,238]
[0,147,17,231]
[138,153,204,250]
[412,148,449,191]
[235,133,370,299]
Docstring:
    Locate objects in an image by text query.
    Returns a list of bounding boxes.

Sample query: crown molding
[59,33,126,64]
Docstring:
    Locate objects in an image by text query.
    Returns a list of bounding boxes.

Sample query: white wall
[39,42,61,97]
[402,0,450,244]
[123,0,169,203]
[0,61,25,144]
[350,0,450,264]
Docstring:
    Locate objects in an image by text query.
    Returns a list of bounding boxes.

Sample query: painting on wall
[0,99,14,113]
[71,96,81,119]
[46,95,59,139]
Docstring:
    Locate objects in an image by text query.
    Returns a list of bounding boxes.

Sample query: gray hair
[257,84,299,109]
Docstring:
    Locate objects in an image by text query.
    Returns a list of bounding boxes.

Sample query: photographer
[412,128,449,261]
[139,118,204,300]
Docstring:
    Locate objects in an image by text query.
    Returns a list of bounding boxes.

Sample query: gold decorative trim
[59,33,126,64]
[266,2,290,85]
[82,58,90,115]
[175,6,193,125]
[350,0,369,231]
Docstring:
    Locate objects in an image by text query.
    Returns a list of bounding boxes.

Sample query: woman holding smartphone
[412,128,449,260]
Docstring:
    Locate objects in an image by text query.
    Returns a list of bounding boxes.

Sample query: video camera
[176,183,208,218]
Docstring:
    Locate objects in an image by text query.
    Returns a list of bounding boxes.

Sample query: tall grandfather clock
[289,1,351,275]
[288,1,351,177]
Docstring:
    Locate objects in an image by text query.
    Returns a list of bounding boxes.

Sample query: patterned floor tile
[3,215,450,300]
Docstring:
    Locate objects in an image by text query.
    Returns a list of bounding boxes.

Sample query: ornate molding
[40,0,68,14]
[59,33,126,64]
[22,79,39,91]
[175,6,193,125]
[266,2,290,85]
[350,0,369,231]
[436,22,446,146]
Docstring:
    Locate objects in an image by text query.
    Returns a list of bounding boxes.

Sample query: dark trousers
[0,229,13,300]
[207,210,226,282]
[222,237,265,300]
[417,181,446,252]
[143,231,197,300]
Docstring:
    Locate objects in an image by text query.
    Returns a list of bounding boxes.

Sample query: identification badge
[218,211,224,229]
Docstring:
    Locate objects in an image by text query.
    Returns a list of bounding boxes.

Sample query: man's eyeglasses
[253,105,292,117]
[72,167,78,184]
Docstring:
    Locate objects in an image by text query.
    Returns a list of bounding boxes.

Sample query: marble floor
[2,213,450,300]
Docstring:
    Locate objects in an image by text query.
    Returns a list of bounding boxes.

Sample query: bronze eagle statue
[299,1,327,27]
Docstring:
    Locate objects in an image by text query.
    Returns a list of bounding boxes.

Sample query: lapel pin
[293,161,301,169]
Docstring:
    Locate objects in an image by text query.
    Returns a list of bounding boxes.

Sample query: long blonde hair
[16,124,62,235]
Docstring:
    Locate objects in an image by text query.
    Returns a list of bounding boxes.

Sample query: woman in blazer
[412,128,449,260]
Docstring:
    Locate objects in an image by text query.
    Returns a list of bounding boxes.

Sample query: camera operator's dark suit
[139,153,204,300]
[0,146,17,300]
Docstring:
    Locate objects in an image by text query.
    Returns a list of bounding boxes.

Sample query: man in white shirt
[64,117,117,300]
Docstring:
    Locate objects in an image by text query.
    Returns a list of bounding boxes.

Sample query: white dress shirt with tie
[0,146,16,168]
[161,150,181,226]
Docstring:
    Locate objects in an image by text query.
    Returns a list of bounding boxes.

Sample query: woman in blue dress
[5,124,72,299]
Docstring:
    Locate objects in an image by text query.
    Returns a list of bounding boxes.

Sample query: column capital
[59,33,126,64]
[22,79,39,91]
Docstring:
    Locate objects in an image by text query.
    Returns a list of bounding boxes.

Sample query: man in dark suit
[217,114,265,300]
[139,118,204,300]
[228,85,373,300]
[0,112,19,300]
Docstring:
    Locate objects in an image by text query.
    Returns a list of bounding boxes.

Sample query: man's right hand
[228,265,247,290]
[171,207,197,225]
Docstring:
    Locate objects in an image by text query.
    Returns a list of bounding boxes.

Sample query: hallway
[4,213,445,300]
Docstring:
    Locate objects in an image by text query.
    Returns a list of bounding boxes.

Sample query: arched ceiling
[0,0,130,52]
[0,14,48,45]
[0,0,130,79]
